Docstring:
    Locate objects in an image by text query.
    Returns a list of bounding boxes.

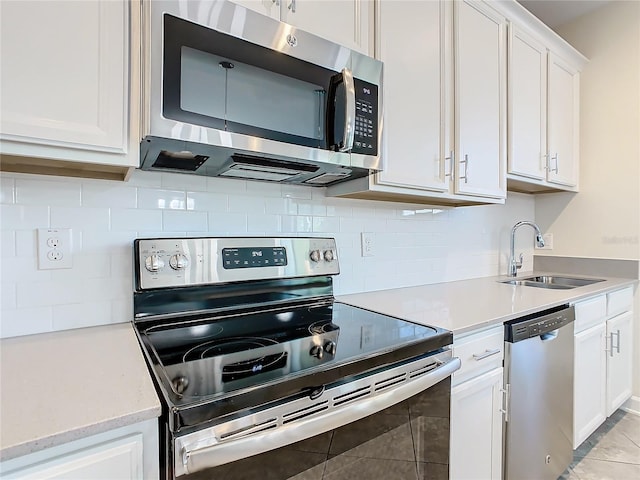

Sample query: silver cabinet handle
[543,153,550,171]
[472,348,501,361]
[459,154,469,183]
[551,153,559,173]
[287,0,296,13]
[606,330,621,357]
[339,68,356,153]
[444,151,454,181]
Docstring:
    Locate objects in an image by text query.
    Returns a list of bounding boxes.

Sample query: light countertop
[0,272,635,463]
[337,272,636,336]
[0,322,161,462]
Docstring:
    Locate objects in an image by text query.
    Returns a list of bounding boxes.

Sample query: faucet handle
[516,253,523,270]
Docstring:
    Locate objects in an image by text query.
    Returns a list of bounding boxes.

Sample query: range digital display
[222,247,287,269]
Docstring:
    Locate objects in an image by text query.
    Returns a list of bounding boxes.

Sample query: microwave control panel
[352,79,379,156]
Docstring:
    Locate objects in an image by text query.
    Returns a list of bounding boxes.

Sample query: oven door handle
[175,355,461,476]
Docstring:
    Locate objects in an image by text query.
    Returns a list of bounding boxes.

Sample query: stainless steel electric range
[133,237,460,479]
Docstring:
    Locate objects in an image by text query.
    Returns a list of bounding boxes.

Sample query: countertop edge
[0,404,162,462]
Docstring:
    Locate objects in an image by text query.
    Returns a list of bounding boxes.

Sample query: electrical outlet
[38,228,73,269]
[536,233,554,250]
[361,232,375,257]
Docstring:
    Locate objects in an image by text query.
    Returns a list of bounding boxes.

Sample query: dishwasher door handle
[540,329,559,342]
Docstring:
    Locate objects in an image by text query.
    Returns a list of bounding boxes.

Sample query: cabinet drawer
[573,295,606,333]
[607,287,634,317]
[452,325,504,386]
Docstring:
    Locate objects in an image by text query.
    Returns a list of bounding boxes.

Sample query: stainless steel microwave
[140,0,383,186]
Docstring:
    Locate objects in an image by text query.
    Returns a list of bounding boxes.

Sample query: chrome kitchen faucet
[509,221,545,277]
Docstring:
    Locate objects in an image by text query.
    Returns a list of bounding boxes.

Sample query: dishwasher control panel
[505,305,575,343]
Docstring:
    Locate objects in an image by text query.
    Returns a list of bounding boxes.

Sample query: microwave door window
[179,47,326,146]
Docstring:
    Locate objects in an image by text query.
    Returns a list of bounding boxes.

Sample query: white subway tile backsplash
[82,184,137,209]
[15,179,81,207]
[247,214,281,233]
[1,282,17,310]
[1,230,16,257]
[17,280,88,308]
[0,307,53,338]
[138,188,187,210]
[163,210,208,232]
[0,205,49,230]
[51,207,110,231]
[15,230,36,258]
[52,301,113,330]
[186,191,228,212]
[0,170,535,338]
[208,212,247,234]
[312,216,340,233]
[111,208,163,231]
[161,172,208,192]
[0,177,15,204]
[228,195,265,214]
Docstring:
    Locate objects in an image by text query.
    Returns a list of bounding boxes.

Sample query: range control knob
[323,250,335,262]
[169,254,189,270]
[309,250,321,263]
[310,345,324,359]
[323,341,337,356]
[144,254,165,272]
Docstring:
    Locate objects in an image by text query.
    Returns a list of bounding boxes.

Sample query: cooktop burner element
[182,336,278,362]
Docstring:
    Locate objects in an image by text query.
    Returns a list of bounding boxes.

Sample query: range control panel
[135,237,339,290]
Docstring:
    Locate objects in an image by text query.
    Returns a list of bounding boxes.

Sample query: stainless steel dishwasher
[503,305,575,480]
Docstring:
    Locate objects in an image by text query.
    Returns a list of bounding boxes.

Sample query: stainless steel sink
[500,276,605,290]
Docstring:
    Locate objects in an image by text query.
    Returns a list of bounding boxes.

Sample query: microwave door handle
[339,68,356,152]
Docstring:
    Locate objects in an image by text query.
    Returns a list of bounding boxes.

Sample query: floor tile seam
[578,456,640,466]
[620,431,640,450]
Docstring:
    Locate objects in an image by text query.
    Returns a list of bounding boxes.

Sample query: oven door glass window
[181,378,450,480]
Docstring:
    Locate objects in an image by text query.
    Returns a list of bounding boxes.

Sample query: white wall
[536,1,640,408]
[0,170,535,338]
[535,0,640,261]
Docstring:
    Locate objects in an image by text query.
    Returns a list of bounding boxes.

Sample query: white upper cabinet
[375,0,448,192]
[232,0,373,55]
[327,0,508,206]
[547,53,580,187]
[0,0,139,180]
[453,0,507,199]
[504,2,586,193]
[508,25,547,181]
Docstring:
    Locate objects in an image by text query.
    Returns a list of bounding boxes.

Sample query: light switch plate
[38,228,73,269]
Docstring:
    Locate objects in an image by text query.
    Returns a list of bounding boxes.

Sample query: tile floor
[561,409,640,479]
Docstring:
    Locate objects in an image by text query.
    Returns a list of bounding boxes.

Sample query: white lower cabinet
[450,325,504,480]
[0,420,158,480]
[605,310,633,416]
[451,367,503,480]
[573,287,634,448]
[2,435,143,480]
[573,322,607,448]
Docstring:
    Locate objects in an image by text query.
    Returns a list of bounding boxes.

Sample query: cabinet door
[547,53,579,187]
[454,0,506,198]
[606,311,633,416]
[281,0,372,55]
[375,0,449,192]
[508,25,547,181]
[0,1,128,156]
[574,323,606,448]
[450,367,503,480]
[230,0,280,19]
[2,435,143,479]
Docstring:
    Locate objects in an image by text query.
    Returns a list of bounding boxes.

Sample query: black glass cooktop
[139,301,450,412]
